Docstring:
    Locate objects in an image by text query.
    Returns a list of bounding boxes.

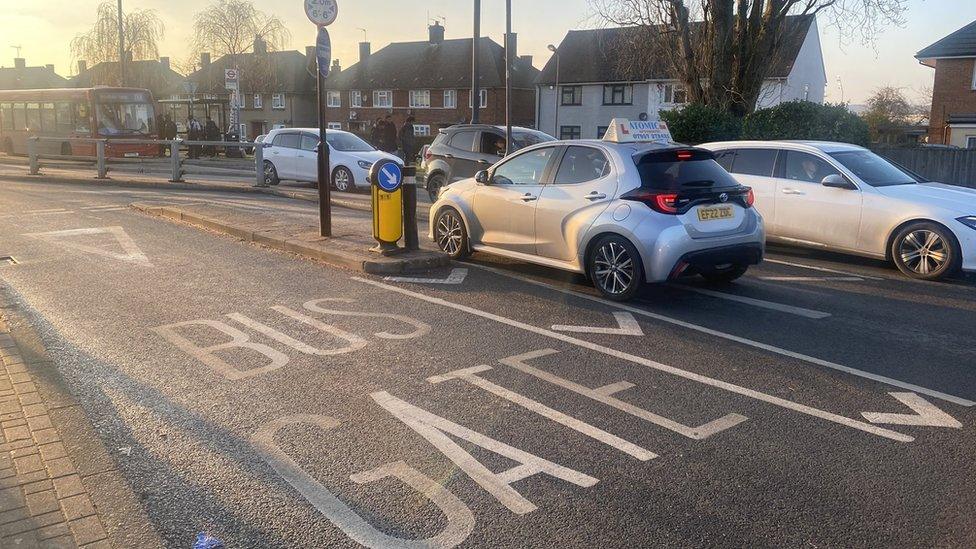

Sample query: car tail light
[621,190,681,215]
[424,148,433,161]
[676,150,693,160]
[745,188,755,207]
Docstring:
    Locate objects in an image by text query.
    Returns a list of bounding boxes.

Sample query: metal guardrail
[26,136,269,187]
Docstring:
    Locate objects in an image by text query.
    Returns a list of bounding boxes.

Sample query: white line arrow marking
[384,268,468,285]
[862,392,963,428]
[551,312,644,336]
[24,226,152,266]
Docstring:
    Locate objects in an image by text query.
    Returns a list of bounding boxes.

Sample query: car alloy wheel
[434,209,469,259]
[427,174,445,202]
[263,161,279,186]
[333,167,353,192]
[594,242,635,296]
[899,229,949,276]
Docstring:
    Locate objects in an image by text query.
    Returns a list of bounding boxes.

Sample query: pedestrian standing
[165,116,178,157]
[369,117,384,149]
[187,116,202,159]
[399,116,418,166]
[204,117,220,158]
[382,115,397,154]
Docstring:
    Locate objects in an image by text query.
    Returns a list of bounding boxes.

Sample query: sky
[2,0,976,104]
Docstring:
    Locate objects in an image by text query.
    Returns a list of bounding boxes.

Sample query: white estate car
[429,120,765,301]
[261,128,401,191]
[700,141,976,280]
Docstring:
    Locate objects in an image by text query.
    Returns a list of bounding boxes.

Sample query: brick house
[917,20,976,147]
[68,58,183,101]
[0,58,66,90]
[323,22,539,140]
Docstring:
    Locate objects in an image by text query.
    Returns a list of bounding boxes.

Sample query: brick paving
[0,317,108,548]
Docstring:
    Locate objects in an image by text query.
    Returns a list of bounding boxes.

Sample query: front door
[535,145,617,262]
[774,151,863,250]
[471,146,558,254]
[251,121,265,140]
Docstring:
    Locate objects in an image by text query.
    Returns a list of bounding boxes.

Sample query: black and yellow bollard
[369,159,404,254]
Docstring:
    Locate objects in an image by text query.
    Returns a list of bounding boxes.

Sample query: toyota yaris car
[429,124,765,300]
[261,128,400,191]
[700,140,976,280]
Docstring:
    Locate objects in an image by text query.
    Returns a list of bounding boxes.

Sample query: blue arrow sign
[316,27,332,78]
[377,161,403,192]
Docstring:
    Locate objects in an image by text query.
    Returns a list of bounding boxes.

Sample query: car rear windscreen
[635,149,741,190]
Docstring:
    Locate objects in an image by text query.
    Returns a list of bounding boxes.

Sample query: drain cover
[0,256,18,265]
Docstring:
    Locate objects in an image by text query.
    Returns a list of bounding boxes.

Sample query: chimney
[505,32,517,59]
[78,60,88,73]
[45,64,55,72]
[200,52,211,67]
[254,36,268,55]
[429,21,445,45]
[519,55,533,67]
[359,42,371,64]
[14,58,25,69]
[305,45,315,59]
[159,57,170,70]
[331,59,341,74]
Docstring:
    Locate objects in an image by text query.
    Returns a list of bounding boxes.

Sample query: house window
[561,86,582,106]
[597,126,609,139]
[373,90,393,108]
[468,89,488,109]
[414,124,431,137]
[444,90,457,109]
[560,126,581,140]
[967,136,976,149]
[253,94,263,109]
[409,90,431,108]
[327,91,341,108]
[350,91,362,108]
[662,83,687,105]
[271,94,285,109]
[327,122,342,130]
[603,84,633,105]
[972,60,976,90]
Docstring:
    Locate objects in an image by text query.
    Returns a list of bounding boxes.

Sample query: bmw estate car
[261,128,401,191]
[700,140,976,280]
[429,120,765,301]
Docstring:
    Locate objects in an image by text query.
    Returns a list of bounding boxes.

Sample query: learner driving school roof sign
[603,118,673,144]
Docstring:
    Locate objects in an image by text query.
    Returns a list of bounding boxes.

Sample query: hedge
[659,103,742,145]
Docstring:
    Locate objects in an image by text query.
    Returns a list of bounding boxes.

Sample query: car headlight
[957,216,976,231]
[357,160,372,170]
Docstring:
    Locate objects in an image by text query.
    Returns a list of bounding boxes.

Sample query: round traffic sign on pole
[373,160,403,193]
[305,0,338,26]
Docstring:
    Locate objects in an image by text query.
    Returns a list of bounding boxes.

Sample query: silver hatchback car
[429,128,765,300]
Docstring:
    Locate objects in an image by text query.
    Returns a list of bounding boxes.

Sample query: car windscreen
[512,130,555,150]
[828,150,921,187]
[635,149,741,190]
[325,132,374,152]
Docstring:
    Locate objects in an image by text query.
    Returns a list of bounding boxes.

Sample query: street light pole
[504,0,512,155]
[471,0,481,124]
[117,0,126,87]
[548,44,559,138]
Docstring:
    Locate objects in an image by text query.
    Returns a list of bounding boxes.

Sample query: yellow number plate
[697,205,734,221]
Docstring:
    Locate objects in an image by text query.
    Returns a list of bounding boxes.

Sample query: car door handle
[782,188,805,195]
[585,192,607,200]
[477,160,491,164]
[520,193,538,202]
[443,153,454,159]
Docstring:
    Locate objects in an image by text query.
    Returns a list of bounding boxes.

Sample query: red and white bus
[0,87,159,158]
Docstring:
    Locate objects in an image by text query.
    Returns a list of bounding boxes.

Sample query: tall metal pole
[553,54,560,138]
[317,60,332,237]
[471,0,481,124]
[117,0,126,86]
[504,0,512,155]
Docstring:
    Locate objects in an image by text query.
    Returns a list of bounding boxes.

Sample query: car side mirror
[822,174,856,190]
[475,170,490,185]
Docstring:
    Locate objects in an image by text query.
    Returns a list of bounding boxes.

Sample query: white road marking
[228,309,368,356]
[862,392,963,428]
[82,205,128,212]
[675,285,831,319]
[427,365,657,461]
[465,263,976,407]
[759,276,864,282]
[252,414,475,548]
[552,312,644,336]
[23,226,152,266]
[764,258,884,281]
[152,320,289,380]
[499,349,748,440]
[304,298,431,340]
[354,277,913,442]
[25,208,69,214]
[385,268,468,285]
[372,391,599,515]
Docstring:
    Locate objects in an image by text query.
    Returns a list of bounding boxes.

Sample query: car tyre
[701,264,749,284]
[434,207,470,259]
[891,222,960,280]
[332,166,354,193]
[427,173,446,202]
[262,161,280,186]
[588,235,644,301]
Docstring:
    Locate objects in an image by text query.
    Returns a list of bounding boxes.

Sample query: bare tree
[861,85,924,143]
[70,1,164,67]
[191,0,291,58]
[590,0,908,115]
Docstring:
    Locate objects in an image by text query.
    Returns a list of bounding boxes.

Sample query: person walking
[204,116,220,158]
[381,114,397,153]
[187,116,202,159]
[398,116,418,166]
[165,115,178,157]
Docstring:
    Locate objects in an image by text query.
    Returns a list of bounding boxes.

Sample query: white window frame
[327,91,341,108]
[271,93,285,110]
[443,89,457,109]
[662,83,687,106]
[413,124,431,137]
[409,90,431,108]
[239,123,247,138]
[350,90,362,108]
[253,94,263,109]
[468,89,488,109]
[972,59,976,90]
[327,122,342,130]
[373,90,393,108]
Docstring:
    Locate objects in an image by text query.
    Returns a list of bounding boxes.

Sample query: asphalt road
[0,178,974,548]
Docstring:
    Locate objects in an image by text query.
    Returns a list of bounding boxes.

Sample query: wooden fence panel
[872,148,976,188]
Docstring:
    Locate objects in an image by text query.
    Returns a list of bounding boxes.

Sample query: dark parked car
[423,124,555,200]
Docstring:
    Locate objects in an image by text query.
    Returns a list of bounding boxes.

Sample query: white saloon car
[700,141,976,280]
[429,120,765,301]
[261,128,401,191]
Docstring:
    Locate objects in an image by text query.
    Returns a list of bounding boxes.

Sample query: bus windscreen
[95,92,155,136]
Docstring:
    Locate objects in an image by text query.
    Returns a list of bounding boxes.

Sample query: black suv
[423,124,555,200]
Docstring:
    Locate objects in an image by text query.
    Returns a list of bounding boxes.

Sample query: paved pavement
[0,177,974,547]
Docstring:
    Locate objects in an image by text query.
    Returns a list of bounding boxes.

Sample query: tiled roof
[916,20,976,59]
[187,51,315,94]
[68,60,185,97]
[0,65,66,90]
